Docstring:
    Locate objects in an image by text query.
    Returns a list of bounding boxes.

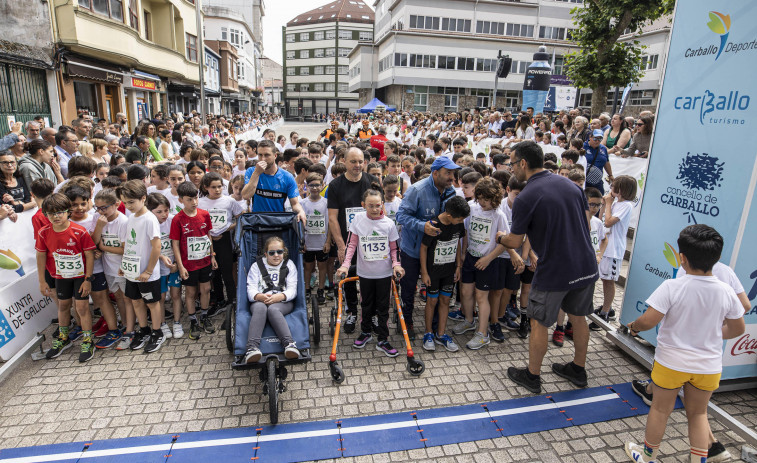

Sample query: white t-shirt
[99,212,128,276]
[384,197,401,225]
[167,191,183,215]
[302,196,328,251]
[465,201,507,258]
[72,214,104,275]
[604,200,633,259]
[677,262,745,294]
[647,274,744,374]
[399,172,411,191]
[198,195,242,236]
[158,215,174,276]
[348,212,399,279]
[246,259,298,302]
[589,216,606,256]
[147,185,172,197]
[122,211,161,282]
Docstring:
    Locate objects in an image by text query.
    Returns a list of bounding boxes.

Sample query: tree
[565,0,674,117]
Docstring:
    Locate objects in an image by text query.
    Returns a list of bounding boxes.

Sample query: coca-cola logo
[730,334,757,356]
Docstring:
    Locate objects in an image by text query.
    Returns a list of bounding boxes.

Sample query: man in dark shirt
[327,147,379,334]
[496,141,598,394]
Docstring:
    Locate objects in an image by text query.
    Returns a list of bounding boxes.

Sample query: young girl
[245,237,300,363]
[336,189,404,357]
[302,173,330,304]
[92,188,131,350]
[166,165,186,214]
[199,172,243,315]
[590,175,637,330]
[232,150,247,180]
[146,192,183,339]
[382,175,402,226]
[454,178,513,350]
[229,174,249,213]
[186,161,206,191]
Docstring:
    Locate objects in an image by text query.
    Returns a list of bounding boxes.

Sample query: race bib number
[469,215,493,245]
[590,230,600,253]
[187,236,211,260]
[306,214,326,235]
[433,238,458,265]
[101,232,121,249]
[54,253,84,278]
[160,234,174,258]
[345,207,365,229]
[359,234,389,262]
[120,255,141,280]
[209,208,227,231]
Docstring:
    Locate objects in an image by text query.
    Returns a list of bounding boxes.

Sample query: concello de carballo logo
[660,152,723,223]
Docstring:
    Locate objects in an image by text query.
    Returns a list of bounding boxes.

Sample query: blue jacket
[396,176,457,259]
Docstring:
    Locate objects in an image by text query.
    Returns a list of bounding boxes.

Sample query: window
[442,18,471,32]
[315,48,324,58]
[300,50,310,59]
[238,61,245,80]
[338,48,351,57]
[314,83,324,92]
[359,31,373,41]
[457,57,475,71]
[410,15,440,30]
[128,0,138,29]
[476,21,505,35]
[413,93,427,111]
[185,33,197,62]
[229,58,234,79]
[299,84,310,92]
[325,65,335,75]
[286,33,295,43]
[476,58,497,72]
[338,29,352,39]
[314,31,325,40]
[629,90,656,106]
[379,55,392,72]
[408,54,436,68]
[326,30,336,39]
[229,28,241,47]
[510,60,530,74]
[286,50,295,59]
[221,27,228,40]
[505,23,534,38]
[286,67,295,76]
[394,53,408,67]
[444,95,458,111]
[300,67,310,76]
[505,90,521,109]
[641,54,659,70]
[551,56,565,75]
[300,32,310,41]
[539,26,566,40]
[314,65,324,75]
[338,83,348,92]
[143,11,153,40]
[325,48,336,57]
[326,83,336,92]
[476,96,490,108]
[287,84,296,92]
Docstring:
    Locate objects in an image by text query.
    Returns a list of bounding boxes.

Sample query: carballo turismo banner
[621,2,757,380]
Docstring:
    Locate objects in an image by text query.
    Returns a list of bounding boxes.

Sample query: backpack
[256,256,289,293]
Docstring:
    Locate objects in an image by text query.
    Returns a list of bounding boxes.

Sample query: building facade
[204,46,221,115]
[260,57,283,114]
[283,0,375,119]
[205,40,241,115]
[349,0,669,116]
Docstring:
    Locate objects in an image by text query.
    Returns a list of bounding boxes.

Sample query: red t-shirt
[35,222,96,279]
[32,209,50,237]
[169,208,212,272]
[370,134,389,161]
[117,201,126,214]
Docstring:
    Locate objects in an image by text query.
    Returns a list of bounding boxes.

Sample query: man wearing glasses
[54,129,81,178]
[583,129,613,194]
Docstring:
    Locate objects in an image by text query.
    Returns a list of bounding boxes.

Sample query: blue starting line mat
[0,383,681,463]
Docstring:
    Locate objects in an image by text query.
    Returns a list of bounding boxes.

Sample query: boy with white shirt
[623,225,745,463]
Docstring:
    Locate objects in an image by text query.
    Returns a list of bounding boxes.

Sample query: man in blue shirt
[396,157,459,338]
[497,141,598,394]
[241,139,306,224]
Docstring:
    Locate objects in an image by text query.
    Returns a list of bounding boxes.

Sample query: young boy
[460,172,482,201]
[624,225,745,463]
[170,181,217,339]
[36,193,96,362]
[420,196,469,352]
[302,173,330,304]
[382,175,402,225]
[30,179,56,308]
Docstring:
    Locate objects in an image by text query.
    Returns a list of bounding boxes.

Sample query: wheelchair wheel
[225,302,235,353]
[310,293,321,345]
[267,359,279,424]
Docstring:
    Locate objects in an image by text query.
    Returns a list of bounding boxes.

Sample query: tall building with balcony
[283,0,374,119]
[260,57,283,114]
[203,0,265,112]
[48,0,202,127]
[349,0,669,116]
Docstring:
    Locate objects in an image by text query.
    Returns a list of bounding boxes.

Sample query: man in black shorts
[497,141,598,394]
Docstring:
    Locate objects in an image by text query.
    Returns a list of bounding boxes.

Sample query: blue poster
[620,2,757,380]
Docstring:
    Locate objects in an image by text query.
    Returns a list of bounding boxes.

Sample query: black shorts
[304,250,328,263]
[55,278,88,301]
[427,272,455,298]
[124,279,162,304]
[90,272,108,292]
[460,253,499,291]
[45,269,56,291]
[497,258,522,291]
[520,267,534,285]
[182,265,213,286]
[527,282,596,327]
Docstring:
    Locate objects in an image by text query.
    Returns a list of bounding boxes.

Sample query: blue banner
[620,2,757,380]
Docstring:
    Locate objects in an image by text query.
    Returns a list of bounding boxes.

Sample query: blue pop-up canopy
[357,97,396,113]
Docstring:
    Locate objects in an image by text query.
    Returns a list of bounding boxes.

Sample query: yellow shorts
[651,362,721,392]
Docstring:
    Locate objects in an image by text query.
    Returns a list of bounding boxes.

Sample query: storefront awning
[65,57,124,84]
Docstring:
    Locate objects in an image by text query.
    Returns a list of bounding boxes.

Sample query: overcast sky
[263,0,374,65]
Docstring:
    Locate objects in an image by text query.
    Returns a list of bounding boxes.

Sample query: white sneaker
[624,442,656,462]
[160,322,173,339]
[466,331,490,350]
[452,319,476,335]
[172,322,184,339]
[245,348,262,364]
[115,333,133,351]
[284,342,300,359]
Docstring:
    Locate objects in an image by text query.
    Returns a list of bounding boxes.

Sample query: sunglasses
[266,249,285,256]
[636,122,644,126]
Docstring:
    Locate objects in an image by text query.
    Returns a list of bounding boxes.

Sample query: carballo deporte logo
[706,11,730,60]
[685,11,757,61]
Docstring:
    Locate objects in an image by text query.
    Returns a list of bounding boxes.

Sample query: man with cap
[396,157,461,339]
[583,128,613,194]
[357,120,375,140]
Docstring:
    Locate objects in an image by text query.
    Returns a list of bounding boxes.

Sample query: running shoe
[489,323,505,343]
[200,316,215,334]
[552,362,588,388]
[129,329,149,350]
[284,342,300,359]
[422,332,435,351]
[434,334,459,352]
[95,329,121,349]
[160,322,173,339]
[79,338,95,363]
[589,311,611,331]
[506,303,520,321]
[45,336,72,359]
[173,322,184,339]
[245,348,262,364]
[343,313,357,334]
[502,317,520,331]
[452,319,476,335]
[376,340,399,357]
[593,307,616,320]
[552,328,565,347]
[507,366,541,394]
[448,310,465,321]
[92,317,108,338]
[707,441,731,463]
[189,319,201,340]
[68,325,83,342]
[115,332,133,351]
[631,379,653,406]
[317,289,326,305]
[353,332,372,348]
[466,331,490,350]
[565,322,574,339]
[624,442,656,463]
[145,330,166,353]
[517,317,530,339]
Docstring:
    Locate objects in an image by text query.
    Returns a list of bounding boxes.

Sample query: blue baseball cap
[592,129,604,139]
[431,156,461,171]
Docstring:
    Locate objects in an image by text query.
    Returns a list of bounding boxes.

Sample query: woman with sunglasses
[617,115,654,158]
[0,151,34,212]
[244,236,300,363]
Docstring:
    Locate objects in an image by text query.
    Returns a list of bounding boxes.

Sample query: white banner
[235,119,284,143]
[602,155,649,229]
[0,209,59,360]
